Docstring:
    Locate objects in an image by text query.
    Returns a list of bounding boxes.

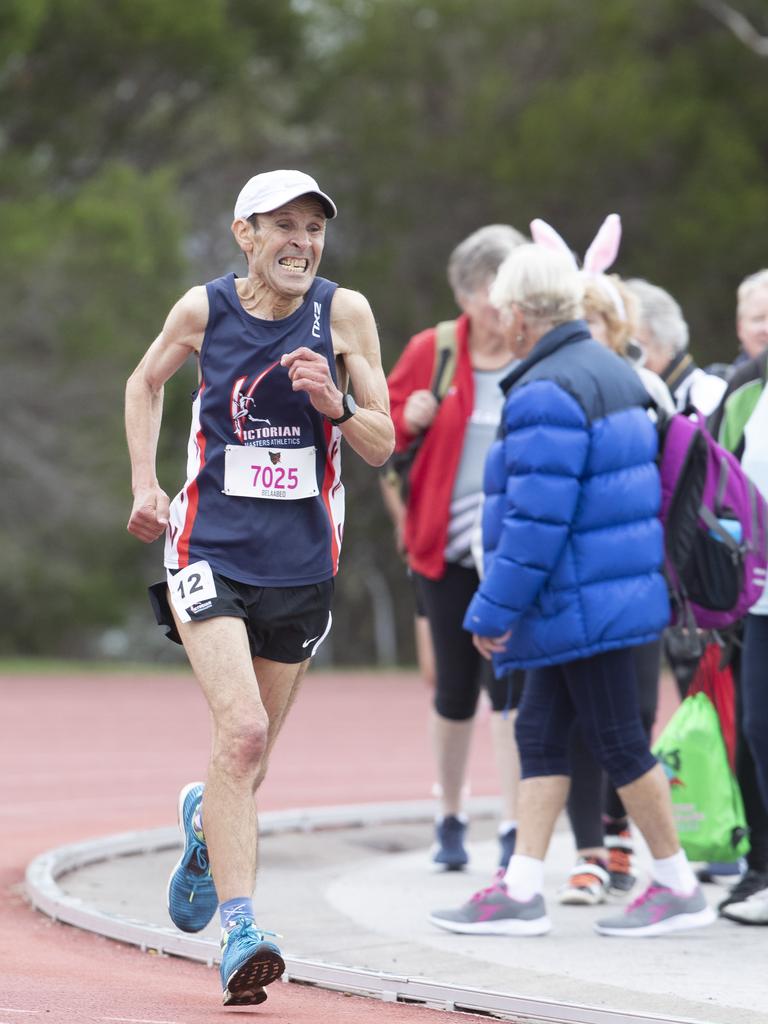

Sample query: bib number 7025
[251,464,299,490]
[224,444,318,500]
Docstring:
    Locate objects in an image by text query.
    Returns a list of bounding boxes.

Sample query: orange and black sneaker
[558,856,609,905]
[606,829,636,895]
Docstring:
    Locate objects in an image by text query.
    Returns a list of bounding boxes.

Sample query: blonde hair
[582,276,639,355]
[491,243,584,324]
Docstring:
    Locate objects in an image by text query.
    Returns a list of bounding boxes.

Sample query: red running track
[0,668,501,1024]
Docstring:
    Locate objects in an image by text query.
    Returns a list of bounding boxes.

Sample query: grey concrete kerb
[25,798,708,1024]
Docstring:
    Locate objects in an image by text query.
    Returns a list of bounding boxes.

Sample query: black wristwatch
[329,393,357,425]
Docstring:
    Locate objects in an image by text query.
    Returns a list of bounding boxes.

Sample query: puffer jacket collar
[500,319,591,395]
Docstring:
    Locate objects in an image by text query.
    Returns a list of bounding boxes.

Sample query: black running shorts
[149,571,334,664]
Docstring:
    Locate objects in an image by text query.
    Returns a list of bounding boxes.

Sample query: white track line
[98,1017,180,1023]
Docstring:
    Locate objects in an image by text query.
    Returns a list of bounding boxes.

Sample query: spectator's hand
[128,486,170,543]
[473,630,512,660]
[281,346,344,419]
[404,390,438,433]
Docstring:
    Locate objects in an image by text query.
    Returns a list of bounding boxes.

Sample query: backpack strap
[431,320,458,402]
[747,478,767,560]
[698,505,741,553]
[382,320,459,500]
[715,457,729,511]
[662,352,696,394]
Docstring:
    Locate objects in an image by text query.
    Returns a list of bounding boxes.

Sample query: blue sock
[219,897,255,930]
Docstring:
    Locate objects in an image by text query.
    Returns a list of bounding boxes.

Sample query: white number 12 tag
[167,561,217,624]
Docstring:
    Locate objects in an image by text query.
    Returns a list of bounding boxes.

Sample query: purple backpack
[659,409,768,632]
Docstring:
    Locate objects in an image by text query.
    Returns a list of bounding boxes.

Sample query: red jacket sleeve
[386,328,437,452]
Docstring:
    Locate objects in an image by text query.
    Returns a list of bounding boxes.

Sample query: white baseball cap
[233,169,337,221]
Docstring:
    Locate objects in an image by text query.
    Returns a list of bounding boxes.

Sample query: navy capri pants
[515,646,657,789]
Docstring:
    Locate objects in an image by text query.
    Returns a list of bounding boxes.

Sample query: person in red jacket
[386,224,526,870]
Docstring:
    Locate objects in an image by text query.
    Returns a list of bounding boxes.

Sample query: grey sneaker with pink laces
[429,876,551,936]
[595,882,715,937]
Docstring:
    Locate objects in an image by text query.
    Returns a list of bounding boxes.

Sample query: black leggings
[414,564,524,720]
[565,640,661,850]
[738,616,768,872]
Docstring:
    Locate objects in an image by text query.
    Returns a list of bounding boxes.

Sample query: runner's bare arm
[125,286,209,542]
[281,289,394,466]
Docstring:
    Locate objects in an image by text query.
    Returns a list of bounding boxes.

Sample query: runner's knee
[213,715,269,778]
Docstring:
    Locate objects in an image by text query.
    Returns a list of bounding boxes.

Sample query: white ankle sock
[651,849,697,894]
[503,854,544,900]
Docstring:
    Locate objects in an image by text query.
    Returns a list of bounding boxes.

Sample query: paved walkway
[54,812,765,1023]
[3,667,766,1024]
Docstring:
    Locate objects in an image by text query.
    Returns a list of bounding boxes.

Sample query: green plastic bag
[652,691,750,862]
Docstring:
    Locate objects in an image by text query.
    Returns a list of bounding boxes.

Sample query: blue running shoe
[167,782,218,933]
[220,919,285,1006]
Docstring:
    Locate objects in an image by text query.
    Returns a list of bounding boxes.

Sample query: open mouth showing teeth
[278,258,308,273]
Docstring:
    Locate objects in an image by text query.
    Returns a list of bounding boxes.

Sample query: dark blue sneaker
[432,814,469,870]
[220,919,285,1006]
[166,782,218,933]
[498,826,517,870]
[696,859,745,884]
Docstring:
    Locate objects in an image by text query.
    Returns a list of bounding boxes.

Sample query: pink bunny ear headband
[529,213,626,321]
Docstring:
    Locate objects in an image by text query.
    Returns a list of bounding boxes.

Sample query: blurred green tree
[0,0,306,655]
[304,0,768,363]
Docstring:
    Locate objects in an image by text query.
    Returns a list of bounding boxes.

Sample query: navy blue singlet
[164,272,344,586]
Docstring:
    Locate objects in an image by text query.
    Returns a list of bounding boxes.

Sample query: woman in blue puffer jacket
[430,244,715,940]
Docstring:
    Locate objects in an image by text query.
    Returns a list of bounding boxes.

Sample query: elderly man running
[125,169,393,1006]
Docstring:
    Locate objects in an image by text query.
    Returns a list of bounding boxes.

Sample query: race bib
[223,445,318,500]
[167,560,217,624]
